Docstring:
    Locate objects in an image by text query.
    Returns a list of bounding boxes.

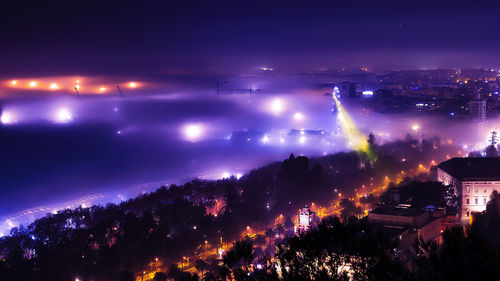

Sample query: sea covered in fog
[0,74,497,235]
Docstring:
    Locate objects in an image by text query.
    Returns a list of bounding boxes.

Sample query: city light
[55,108,72,123]
[2,4,500,280]
[0,112,14,124]
[261,134,270,143]
[293,112,304,121]
[269,99,284,114]
[183,124,203,141]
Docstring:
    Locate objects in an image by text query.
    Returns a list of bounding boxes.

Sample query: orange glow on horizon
[3,77,149,93]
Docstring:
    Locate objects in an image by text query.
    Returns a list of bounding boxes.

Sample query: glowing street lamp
[293,112,304,121]
[56,108,72,123]
[0,112,14,125]
[261,134,270,144]
[183,124,203,141]
[269,99,284,114]
[10,80,17,86]
[49,83,59,90]
[128,82,137,88]
[28,81,37,87]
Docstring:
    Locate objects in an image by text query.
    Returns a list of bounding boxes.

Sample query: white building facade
[437,158,500,224]
[295,206,314,233]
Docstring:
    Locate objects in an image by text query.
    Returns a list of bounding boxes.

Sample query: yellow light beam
[332,92,368,152]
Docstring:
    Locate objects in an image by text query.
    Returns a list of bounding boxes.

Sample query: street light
[182,256,189,269]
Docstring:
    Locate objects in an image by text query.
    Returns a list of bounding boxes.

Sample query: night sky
[2,0,500,78]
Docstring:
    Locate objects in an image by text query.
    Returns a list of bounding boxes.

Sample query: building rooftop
[370,206,426,217]
[438,157,500,181]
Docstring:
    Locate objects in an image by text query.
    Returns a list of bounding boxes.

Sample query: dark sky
[2,0,500,77]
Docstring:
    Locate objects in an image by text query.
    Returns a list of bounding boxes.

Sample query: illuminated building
[335,82,361,99]
[368,205,443,250]
[295,206,315,233]
[369,206,428,228]
[468,100,486,121]
[437,157,500,224]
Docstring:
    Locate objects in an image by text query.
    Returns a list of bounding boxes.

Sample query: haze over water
[0,74,497,235]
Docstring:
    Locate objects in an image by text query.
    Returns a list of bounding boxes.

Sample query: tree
[284,216,295,231]
[485,131,499,157]
[339,199,362,221]
[359,194,377,207]
[273,224,285,238]
[265,228,274,247]
[367,132,378,158]
[167,264,199,281]
[253,234,266,247]
[223,240,254,281]
[274,216,408,281]
[414,225,500,281]
[153,271,168,281]
[195,259,208,279]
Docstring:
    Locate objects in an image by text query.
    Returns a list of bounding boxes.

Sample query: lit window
[474,186,478,193]
[466,186,470,193]
[484,187,487,193]
[475,198,478,205]
[484,197,487,204]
